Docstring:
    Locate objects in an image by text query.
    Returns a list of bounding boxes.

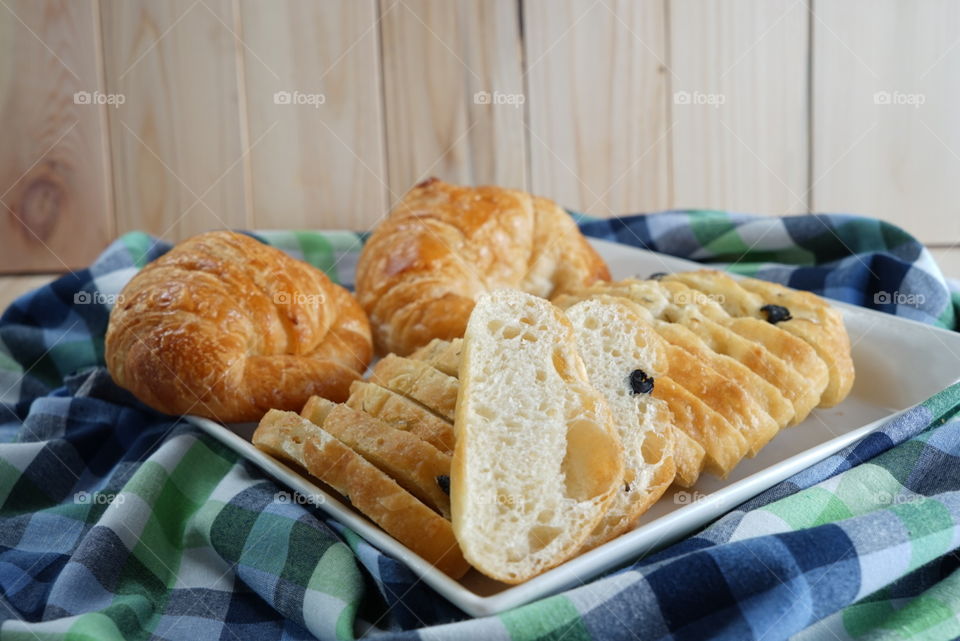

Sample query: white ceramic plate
[187,238,960,617]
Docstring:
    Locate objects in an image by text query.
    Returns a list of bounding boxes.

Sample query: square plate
[186,238,960,617]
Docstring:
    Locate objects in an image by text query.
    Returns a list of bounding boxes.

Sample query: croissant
[105,231,372,423]
[355,178,610,355]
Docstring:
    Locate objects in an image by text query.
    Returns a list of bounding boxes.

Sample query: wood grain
[670,0,809,214]
[523,0,671,216]
[380,0,526,207]
[811,0,960,243]
[0,0,113,272]
[100,0,247,241]
[237,0,387,231]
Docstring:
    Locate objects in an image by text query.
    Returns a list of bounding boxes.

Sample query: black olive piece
[648,272,668,281]
[629,369,654,395]
[436,475,451,495]
[624,482,632,493]
[760,304,792,324]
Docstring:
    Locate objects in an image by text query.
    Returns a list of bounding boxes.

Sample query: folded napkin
[1,212,959,641]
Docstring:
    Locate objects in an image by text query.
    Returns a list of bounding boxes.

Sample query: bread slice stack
[252,271,853,585]
[553,270,854,481]
[252,408,469,578]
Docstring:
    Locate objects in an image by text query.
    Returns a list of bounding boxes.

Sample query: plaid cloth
[2,212,960,641]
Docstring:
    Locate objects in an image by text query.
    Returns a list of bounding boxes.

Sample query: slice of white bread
[301,394,337,425]
[371,354,459,422]
[315,403,452,518]
[409,335,708,487]
[554,291,746,478]
[659,279,829,414]
[564,279,820,425]
[654,321,794,431]
[346,381,455,455]
[651,375,745,478]
[564,297,676,548]
[669,426,706,487]
[409,337,447,364]
[251,409,469,578]
[410,338,463,378]
[661,341,777,458]
[452,290,624,583]
[737,276,854,407]
[669,305,818,424]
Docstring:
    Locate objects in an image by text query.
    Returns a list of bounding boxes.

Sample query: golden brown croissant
[355,178,610,355]
[105,231,372,423]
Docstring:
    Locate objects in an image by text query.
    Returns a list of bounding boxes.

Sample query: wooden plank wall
[1,0,959,273]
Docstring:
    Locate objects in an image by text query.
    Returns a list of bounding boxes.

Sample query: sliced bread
[564,297,677,548]
[251,409,469,578]
[452,290,624,583]
[371,354,459,422]
[654,321,794,431]
[320,404,452,518]
[669,425,706,487]
[411,338,463,378]
[346,381,455,455]
[736,275,854,407]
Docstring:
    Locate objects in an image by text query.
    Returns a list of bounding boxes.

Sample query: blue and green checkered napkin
[1,212,960,641]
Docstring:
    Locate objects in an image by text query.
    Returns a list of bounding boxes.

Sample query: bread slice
[669,305,819,424]
[661,342,778,458]
[320,404,452,518]
[346,381,455,455]
[658,280,828,419]
[410,338,463,378]
[409,337,447,364]
[251,409,469,578]
[669,425,706,487]
[564,297,676,548]
[662,271,849,406]
[554,290,747,477]
[649,376,745,477]
[371,354,459,422]
[301,394,337,425]
[568,279,820,425]
[654,321,794,431]
[737,276,854,407]
[453,290,624,583]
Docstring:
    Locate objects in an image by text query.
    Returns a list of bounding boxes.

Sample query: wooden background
[2,0,960,275]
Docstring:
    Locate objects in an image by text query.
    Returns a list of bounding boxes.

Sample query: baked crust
[253,409,469,579]
[321,404,452,518]
[371,354,460,422]
[355,179,610,355]
[346,381,455,455]
[664,270,853,407]
[105,231,372,422]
